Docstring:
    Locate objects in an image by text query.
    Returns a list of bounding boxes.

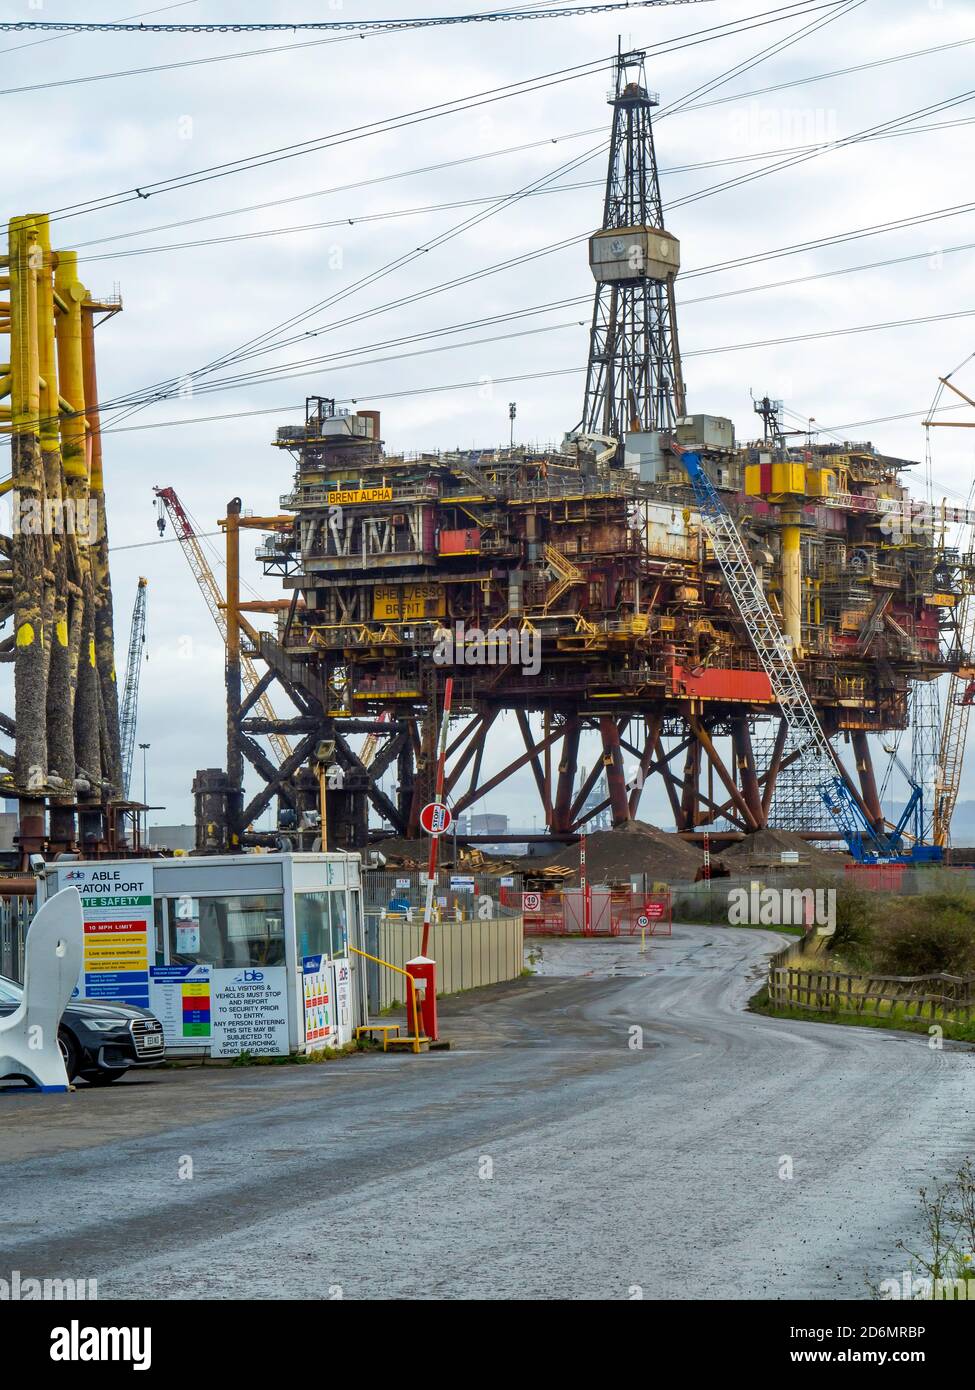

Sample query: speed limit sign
[522,891,542,913]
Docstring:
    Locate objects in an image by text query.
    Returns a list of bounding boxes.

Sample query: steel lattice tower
[580,46,686,451]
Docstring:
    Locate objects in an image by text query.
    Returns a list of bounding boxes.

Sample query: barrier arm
[349,945,423,1053]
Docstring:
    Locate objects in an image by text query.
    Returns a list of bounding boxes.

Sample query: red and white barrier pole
[421,677,454,957]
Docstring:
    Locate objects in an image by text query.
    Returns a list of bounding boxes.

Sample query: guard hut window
[295,891,347,959]
[167,894,286,968]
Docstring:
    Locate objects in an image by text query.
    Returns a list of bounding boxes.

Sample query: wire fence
[0,895,34,984]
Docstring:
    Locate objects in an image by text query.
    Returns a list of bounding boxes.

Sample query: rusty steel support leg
[397,734,415,825]
[679,735,701,831]
[17,798,46,867]
[552,716,581,833]
[599,715,631,826]
[731,716,765,828]
[851,730,884,831]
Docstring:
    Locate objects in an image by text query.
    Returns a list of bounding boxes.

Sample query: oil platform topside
[199,48,975,855]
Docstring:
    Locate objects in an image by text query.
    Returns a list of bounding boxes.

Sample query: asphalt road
[2,924,973,1300]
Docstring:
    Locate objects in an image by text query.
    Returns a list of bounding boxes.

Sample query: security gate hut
[40,852,365,1058]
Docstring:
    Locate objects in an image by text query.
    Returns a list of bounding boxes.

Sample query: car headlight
[85,1018,127,1032]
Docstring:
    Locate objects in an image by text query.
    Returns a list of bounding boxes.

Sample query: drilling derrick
[580,47,685,454]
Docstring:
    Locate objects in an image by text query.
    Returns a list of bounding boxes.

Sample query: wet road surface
[2,925,972,1299]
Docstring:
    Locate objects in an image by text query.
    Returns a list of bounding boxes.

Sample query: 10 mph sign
[420,801,452,835]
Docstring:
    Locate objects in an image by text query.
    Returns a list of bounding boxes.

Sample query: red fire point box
[405,955,438,1041]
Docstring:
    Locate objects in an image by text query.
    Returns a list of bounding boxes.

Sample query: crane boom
[119,577,148,798]
[933,611,975,847]
[153,486,294,767]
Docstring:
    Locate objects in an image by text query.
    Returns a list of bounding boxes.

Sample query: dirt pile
[719,827,846,872]
[542,820,705,885]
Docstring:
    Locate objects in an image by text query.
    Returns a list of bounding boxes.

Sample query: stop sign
[420,801,452,835]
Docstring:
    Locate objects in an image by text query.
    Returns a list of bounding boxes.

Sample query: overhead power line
[76,115,975,265]
[0,1,843,98]
[48,307,975,441]
[93,0,862,418]
[0,4,742,34]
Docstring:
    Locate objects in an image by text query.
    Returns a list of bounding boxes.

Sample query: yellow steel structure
[0,214,123,854]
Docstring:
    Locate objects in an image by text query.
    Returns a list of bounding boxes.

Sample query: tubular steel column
[600,715,631,826]
[9,215,47,795]
[553,716,581,833]
[731,715,764,828]
[37,216,74,806]
[55,249,101,793]
[851,730,884,832]
[82,293,123,795]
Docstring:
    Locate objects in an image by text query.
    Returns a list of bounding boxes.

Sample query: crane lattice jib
[119,578,148,799]
[154,487,294,768]
[677,450,852,826]
[934,590,975,846]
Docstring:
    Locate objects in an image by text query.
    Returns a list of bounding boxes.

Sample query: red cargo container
[670,664,774,703]
[439,527,480,555]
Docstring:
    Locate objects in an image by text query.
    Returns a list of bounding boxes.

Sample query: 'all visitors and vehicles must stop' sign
[420,801,452,835]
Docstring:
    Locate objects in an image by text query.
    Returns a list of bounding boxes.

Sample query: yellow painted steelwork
[781,520,802,655]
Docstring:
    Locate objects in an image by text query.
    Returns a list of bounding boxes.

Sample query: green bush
[824,885,877,969]
[872,892,975,976]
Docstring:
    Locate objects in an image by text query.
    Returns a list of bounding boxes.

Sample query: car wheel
[57,1029,79,1081]
[81,1069,127,1086]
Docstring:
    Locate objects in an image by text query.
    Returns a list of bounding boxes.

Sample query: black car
[0,974,165,1086]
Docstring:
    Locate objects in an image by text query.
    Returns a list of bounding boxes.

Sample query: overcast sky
[3,0,974,831]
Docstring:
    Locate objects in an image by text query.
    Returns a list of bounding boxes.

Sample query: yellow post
[781,517,802,656]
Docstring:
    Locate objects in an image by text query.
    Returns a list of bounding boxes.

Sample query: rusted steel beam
[731,715,764,827]
[851,729,884,830]
[552,716,581,833]
[688,717,761,832]
[599,714,631,826]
